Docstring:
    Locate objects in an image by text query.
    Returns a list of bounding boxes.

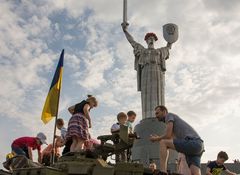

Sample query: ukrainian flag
[41,49,64,124]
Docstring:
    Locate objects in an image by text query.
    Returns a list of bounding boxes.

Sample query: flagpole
[51,49,64,165]
[51,92,60,164]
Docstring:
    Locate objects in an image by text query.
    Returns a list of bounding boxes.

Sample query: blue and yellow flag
[41,49,64,124]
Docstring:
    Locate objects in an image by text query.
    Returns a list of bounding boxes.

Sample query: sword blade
[123,0,127,24]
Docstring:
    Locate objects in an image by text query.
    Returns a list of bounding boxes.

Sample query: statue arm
[121,23,142,48]
[123,30,137,47]
[158,43,172,61]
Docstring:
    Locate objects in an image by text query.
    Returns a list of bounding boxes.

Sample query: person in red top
[11,132,48,163]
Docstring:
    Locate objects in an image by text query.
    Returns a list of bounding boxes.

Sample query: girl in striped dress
[66,95,98,152]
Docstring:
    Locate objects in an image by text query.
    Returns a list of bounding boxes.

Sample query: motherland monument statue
[121,1,178,118]
[121,0,179,169]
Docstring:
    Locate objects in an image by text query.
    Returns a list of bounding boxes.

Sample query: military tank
[2,125,180,175]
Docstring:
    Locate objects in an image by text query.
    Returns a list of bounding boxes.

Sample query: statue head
[144,32,158,48]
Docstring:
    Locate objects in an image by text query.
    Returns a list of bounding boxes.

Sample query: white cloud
[97,91,120,107]
[63,34,74,41]
[65,53,81,71]
[77,50,114,89]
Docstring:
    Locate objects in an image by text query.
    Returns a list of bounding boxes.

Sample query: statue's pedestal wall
[131,117,178,171]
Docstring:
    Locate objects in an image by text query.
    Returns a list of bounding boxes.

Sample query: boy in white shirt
[110,112,128,162]
[111,112,127,133]
[56,118,67,140]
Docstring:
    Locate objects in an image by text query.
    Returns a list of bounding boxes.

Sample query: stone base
[131,117,178,172]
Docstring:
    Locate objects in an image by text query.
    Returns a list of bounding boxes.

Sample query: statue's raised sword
[123,0,129,27]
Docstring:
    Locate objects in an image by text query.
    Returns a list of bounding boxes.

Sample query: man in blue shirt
[150,105,204,175]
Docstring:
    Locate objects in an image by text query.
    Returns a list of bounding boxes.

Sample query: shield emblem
[163,23,178,43]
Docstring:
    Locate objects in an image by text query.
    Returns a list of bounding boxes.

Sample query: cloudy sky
[1,0,240,168]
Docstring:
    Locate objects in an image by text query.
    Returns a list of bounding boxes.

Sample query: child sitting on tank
[110,112,128,162]
[111,112,128,133]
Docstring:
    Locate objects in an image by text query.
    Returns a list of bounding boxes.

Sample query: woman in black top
[66,95,98,152]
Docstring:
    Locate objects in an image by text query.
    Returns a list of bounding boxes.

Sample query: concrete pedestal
[131,117,178,171]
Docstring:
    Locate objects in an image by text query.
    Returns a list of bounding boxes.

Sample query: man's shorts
[173,136,204,168]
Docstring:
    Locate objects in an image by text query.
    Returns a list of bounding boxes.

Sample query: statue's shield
[163,23,178,43]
